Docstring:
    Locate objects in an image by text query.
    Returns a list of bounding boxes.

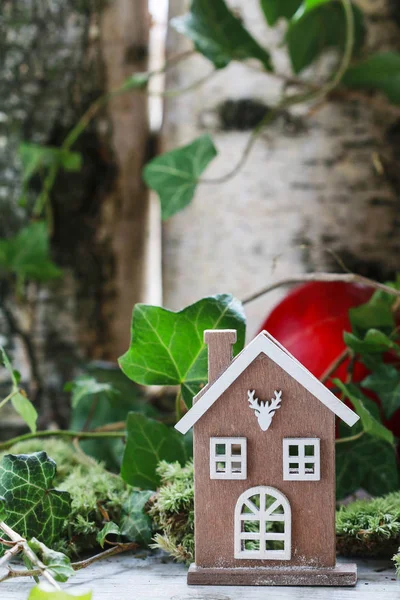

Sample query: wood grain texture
[193,353,336,569]
[188,563,357,586]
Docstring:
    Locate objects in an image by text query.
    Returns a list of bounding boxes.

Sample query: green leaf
[172,0,272,70]
[0,452,71,550]
[349,295,395,337]
[119,294,246,407]
[260,0,302,25]
[119,72,150,92]
[344,330,399,356]
[96,521,121,549]
[28,538,74,583]
[121,490,154,545]
[336,434,399,499]
[11,392,38,433]
[287,1,365,74]
[361,362,400,419]
[65,375,120,409]
[0,496,7,521]
[29,585,92,600]
[19,143,82,183]
[0,222,61,282]
[121,414,191,488]
[143,135,217,220]
[343,52,400,105]
[334,380,394,444]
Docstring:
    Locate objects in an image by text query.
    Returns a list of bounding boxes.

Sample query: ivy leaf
[64,375,120,409]
[11,391,38,433]
[172,0,272,70]
[28,538,74,583]
[19,143,82,184]
[119,294,246,407]
[287,1,365,74]
[349,294,395,337]
[336,434,398,499]
[0,222,61,282]
[121,414,191,489]
[344,330,399,356]
[260,0,302,25]
[334,380,394,445]
[362,362,400,419]
[121,490,154,545]
[0,453,71,550]
[343,52,400,106]
[143,135,217,220]
[29,586,92,600]
[96,521,121,549]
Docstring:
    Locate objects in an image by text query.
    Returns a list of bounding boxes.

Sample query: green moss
[148,460,194,564]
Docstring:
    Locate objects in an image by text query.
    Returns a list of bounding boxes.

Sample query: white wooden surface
[1,555,399,600]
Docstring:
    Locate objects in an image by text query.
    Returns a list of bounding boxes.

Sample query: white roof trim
[175,331,359,434]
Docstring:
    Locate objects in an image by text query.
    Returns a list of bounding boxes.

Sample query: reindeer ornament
[247,389,282,431]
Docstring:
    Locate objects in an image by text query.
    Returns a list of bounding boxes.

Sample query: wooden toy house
[175,329,360,586]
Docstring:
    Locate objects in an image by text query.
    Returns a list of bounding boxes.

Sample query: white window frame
[234,486,291,560]
[283,438,320,481]
[210,437,247,480]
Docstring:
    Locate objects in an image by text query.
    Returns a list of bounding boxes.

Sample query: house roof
[175,330,359,434]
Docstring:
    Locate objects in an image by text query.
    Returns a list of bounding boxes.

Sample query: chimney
[204,329,237,384]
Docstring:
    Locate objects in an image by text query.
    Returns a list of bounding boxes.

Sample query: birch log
[162,0,400,337]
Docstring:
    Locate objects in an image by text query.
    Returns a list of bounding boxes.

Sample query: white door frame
[234,486,291,560]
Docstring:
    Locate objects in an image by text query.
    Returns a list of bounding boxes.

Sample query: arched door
[234,486,291,560]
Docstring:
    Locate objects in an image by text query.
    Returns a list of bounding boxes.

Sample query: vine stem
[0,542,139,584]
[242,272,400,305]
[320,348,351,384]
[0,521,60,589]
[335,431,365,444]
[0,390,18,410]
[0,429,125,452]
[200,0,354,185]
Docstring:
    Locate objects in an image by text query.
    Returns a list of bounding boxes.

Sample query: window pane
[215,444,225,455]
[266,520,284,533]
[305,463,315,474]
[266,540,284,551]
[305,444,315,456]
[216,461,226,472]
[242,520,260,533]
[243,539,260,551]
[231,461,242,472]
[289,445,298,456]
[289,463,299,473]
[231,444,242,455]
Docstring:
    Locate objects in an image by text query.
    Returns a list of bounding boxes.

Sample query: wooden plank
[1,555,398,599]
[188,562,357,586]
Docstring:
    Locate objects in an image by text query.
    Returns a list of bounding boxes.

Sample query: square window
[265,540,284,551]
[210,438,247,479]
[283,438,320,481]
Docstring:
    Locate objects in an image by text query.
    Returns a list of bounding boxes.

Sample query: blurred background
[1,0,399,432]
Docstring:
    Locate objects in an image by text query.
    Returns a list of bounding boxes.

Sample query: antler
[266,390,282,414]
[247,390,261,416]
